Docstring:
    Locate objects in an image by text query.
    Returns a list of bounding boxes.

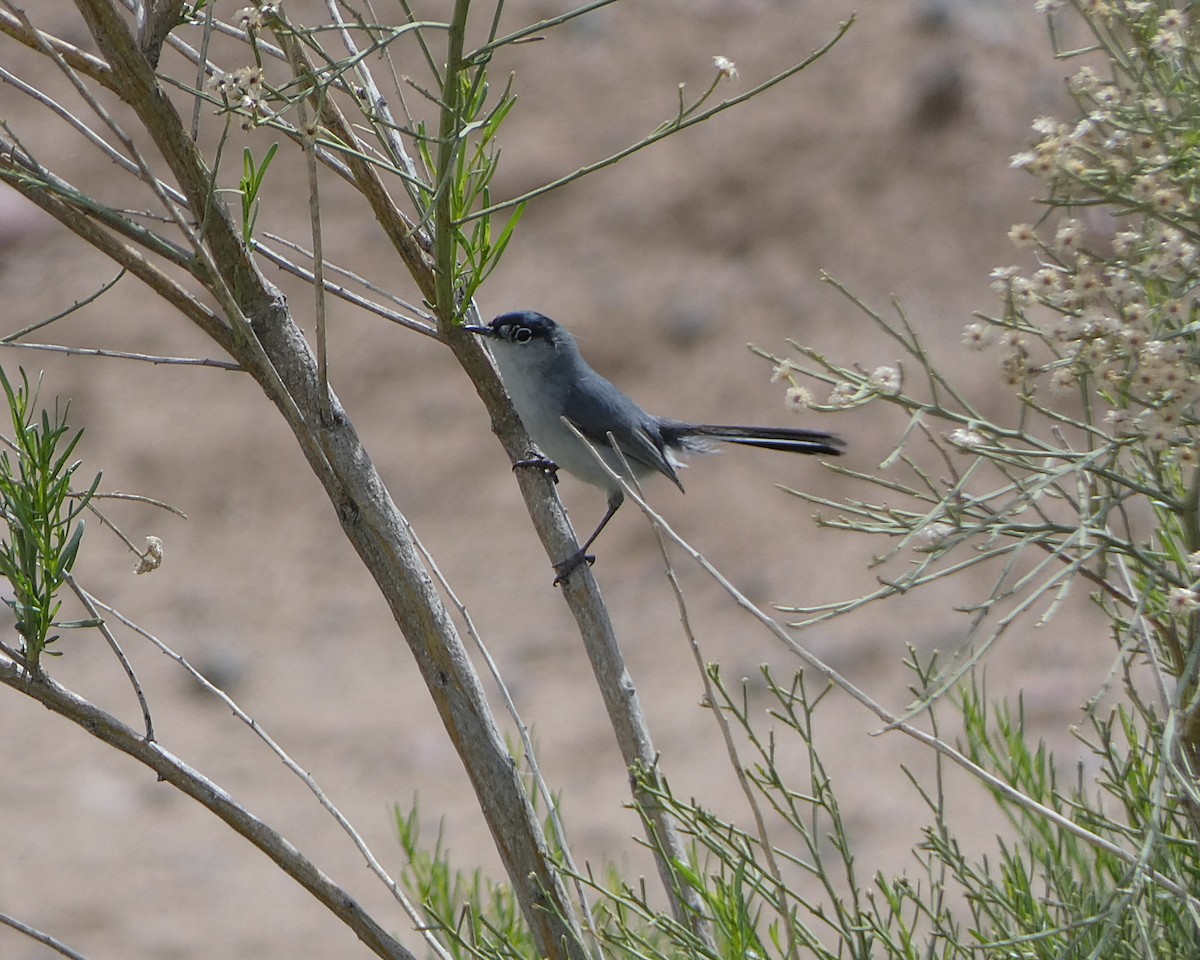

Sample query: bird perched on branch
[465,311,844,583]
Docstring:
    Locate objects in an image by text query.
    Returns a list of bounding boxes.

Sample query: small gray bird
[465,311,845,582]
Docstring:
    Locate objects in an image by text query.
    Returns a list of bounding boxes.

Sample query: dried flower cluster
[209,65,267,114]
[981,4,1200,466]
[767,2,1200,629]
[236,3,282,31]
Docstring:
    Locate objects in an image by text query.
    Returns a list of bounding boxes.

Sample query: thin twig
[260,232,435,319]
[3,270,127,343]
[64,574,154,742]
[0,656,417,960]
[644,504,801,960]
[0,171,228,344]
[0,138,199,271]
[0,341,242,369]
[81,591,449,960]
[468,0,636,61]
[253,238,438,337]
[462,17,854,223]
[323,0,431,227]
[0,10,113,89]
[79,491,188,519]
[0,911,90,960]
[281,33,333,426]
[191,0,215,139]
[0,62,186,205]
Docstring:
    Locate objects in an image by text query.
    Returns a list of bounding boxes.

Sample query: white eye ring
[513,327,533,343]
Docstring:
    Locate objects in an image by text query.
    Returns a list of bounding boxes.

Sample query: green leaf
[58,518,85,573]
[53,617,104,629]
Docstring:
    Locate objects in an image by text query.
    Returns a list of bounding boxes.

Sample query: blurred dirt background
[0,1,1117,957]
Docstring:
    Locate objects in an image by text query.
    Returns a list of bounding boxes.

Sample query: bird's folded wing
[562,386,680,485]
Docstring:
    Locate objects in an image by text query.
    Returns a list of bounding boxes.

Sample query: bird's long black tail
[662,422,846,457]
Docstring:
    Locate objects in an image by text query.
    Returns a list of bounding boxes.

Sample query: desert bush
[2,1,1197,958]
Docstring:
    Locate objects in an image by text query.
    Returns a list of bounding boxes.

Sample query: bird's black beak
[461,324,494,337]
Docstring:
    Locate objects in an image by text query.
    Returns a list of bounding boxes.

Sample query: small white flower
[1049,366,1077,393]
[1150,28,1185,54]
[769,360,794,384]
[826,382,858,408]
[1055,217,1083,252]
[1104,408,1136,436]
[949,428,985,449]
[914,521,956,552]
[1105,266,1134,300]
[1176,445,1199,469]
[962,322,992,350]
[1112,230,1141,257]
[1069,66,1100,93]
[1168,586,1200,615]
[236,3,280,30]
[713,56,738,80]
[990,265,1020,294]
[1072,117,1099,143]
[1008,223,1038,248]
[1187,551,1200,577]
[1158,7,1187,30]
[869,366,901,396]
[1030,266,1065,299]
[784,386,812,411]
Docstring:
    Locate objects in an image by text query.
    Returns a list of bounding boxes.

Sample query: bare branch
[0,64,186,207]
[0,911,90,960]
[64,574,154,741]
[462,16,855,224]
[0,140,196,270]
[0,658,418,960]
[83,592,455,960]
[280,30,333,424]
[0,10,115,90]
[2,269,126,343]
[402,512,603,960]
[80,490,189,519]
[0,341,242,369]
[0,163,232,350]
[254,237,438,337]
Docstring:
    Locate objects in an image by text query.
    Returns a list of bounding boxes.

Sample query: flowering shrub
[762,2,1200,951]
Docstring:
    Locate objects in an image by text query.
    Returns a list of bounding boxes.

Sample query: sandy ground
[0,2,1118,957]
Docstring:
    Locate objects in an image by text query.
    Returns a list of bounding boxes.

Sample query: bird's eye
[513,326,533,343]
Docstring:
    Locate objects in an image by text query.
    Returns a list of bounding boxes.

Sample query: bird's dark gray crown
[487,311,558,345]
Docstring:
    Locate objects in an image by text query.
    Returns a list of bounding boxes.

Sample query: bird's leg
[553,490,624,585]
[513,451,559,483]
